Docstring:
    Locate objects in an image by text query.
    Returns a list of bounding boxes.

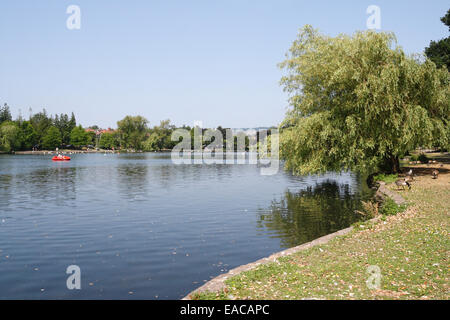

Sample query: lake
[0,153,373,299]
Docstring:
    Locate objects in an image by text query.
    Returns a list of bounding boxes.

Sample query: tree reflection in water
[257,179,373,248]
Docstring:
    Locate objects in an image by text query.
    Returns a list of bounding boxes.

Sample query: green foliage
[19,121,37,150]
[85,131,96,146]
[70,125,90,147]
[0,103,12,124]
[425,9,450,71]
[142,132,161,151]
[30,109,53,145]
[98,132,119,149]
[117,115,149,150]
[410,154,419,161]
[0,121,21,152]
[279,26,450,175]
[41,126,62,150]
[380,197,407,216]
[144,119,177,151]
[425,38,450,72]
[54,113,76,145]
[373,173,398,184]
[69,113,76,133]
[442,9,450,30]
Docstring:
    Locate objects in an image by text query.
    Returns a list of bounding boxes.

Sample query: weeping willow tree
[279,26,449,175]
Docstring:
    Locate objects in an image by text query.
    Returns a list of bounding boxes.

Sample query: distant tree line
[0,104,270,152]
[0,104,83,152]
[105,116,263,152]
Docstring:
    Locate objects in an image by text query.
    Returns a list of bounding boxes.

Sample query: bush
[0,121,21,152]
[410,154,419,162]
[380,198,407,216]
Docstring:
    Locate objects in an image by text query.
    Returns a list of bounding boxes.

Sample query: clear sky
[0,0,448,129]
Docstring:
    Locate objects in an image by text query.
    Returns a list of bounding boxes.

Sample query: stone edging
[376,181,407,205]
[183,180,405,300]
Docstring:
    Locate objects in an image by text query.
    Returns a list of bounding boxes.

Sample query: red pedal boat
[52,155,71,161]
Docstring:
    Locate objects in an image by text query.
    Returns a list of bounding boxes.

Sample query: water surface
[0,153,372,299]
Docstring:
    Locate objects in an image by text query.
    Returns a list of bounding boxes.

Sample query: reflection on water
[0,153,373,299]
[0,166,78,210]
[257,179,367,248]
[116,164,149,199]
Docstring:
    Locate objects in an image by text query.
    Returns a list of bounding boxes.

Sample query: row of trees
[0,105,98,152]
[0,107,258,152]
[107,116,255,152]
[93,116,177,151]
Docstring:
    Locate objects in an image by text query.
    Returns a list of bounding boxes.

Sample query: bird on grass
[406,169,414,180]
[405,176,414,184]
[395,179,411,190]
[432,169,439,179]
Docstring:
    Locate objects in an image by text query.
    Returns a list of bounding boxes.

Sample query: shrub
[380,198,407,216]
[410,154,419,162]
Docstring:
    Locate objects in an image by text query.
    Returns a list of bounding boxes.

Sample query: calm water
[0,153,373,299]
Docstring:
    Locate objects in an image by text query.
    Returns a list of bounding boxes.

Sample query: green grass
[373,173,398,184]
[193,175,449,300]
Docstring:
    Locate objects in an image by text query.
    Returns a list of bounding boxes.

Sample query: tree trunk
[391,155,400,174]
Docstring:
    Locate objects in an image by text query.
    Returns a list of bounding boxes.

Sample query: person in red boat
[52,152,70,161]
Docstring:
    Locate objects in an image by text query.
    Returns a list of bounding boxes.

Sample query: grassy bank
[193,158,449,300]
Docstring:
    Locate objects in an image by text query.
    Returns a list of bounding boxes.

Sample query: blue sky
[0,0,448,128]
